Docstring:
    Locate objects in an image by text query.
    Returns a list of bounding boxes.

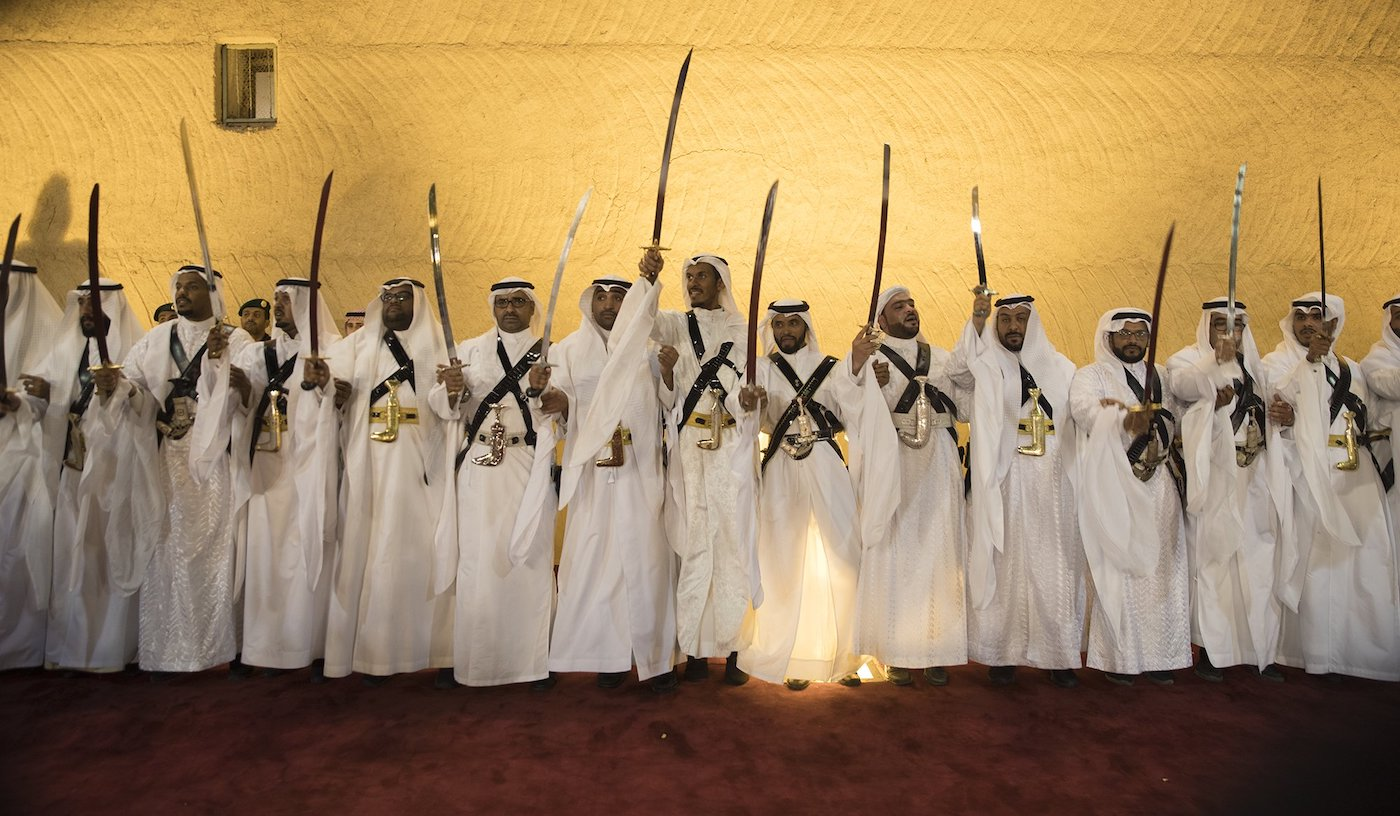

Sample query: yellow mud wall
[3,1,1398,361]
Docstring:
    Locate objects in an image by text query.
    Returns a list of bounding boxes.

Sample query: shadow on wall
[17,174,88,310]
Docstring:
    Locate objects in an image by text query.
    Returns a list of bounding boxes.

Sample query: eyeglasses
[1114,330,1150,340]
[494,296,532,309]
[380,291,413,304]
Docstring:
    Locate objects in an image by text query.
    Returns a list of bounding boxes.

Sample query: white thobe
[655,307,757,658]
[448,329,555,686]
[1359,345,1400,577]
[1262,351,1399,681]
[738,347,868,683]
[1070,361,1190,675]
[853,336,968,669]
[0,396,52,670]
[1168,347,1283,670]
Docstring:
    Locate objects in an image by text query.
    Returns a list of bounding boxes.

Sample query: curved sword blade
[1144,223,1176,401]
[0,213,20,388]
[1227,164,1245,333]
[179,119,217,299]
[652,48,693,247]
[428,184,457,360]
[866,144,891,327]
[87,184,111,365]
[746,180,780,384]
[1317,177,1327,318]
[307,171,333,358]
[540,187,594,361]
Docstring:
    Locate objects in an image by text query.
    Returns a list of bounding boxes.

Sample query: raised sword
[539,187,594,365]
[1316,177,1327,319]
[970,186,996,298]
[86,184,118,371]
[427,184,460,367]
[865,144,891,335]
[1140,223,1176,406]
[643,48,693,251]
[299,172,334,391]
[1226,164,1245,334]
[179,119,219,304]
[746,181,780,384]
[0,214,20,391]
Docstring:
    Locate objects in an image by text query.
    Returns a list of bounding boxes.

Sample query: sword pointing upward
[746,181,780,385]
[539,187,594,365]
[970,186,996,298]
[179,119,218,303]
[0,214,20,391]
[86,184,116,368]
[644,48,693,252]
[301,172,334,390]
[1141,223,1176,404]
[427,184,460,366]
[865,144,891,331]
[1227,164,1245,334]
[1316,177,1327,319]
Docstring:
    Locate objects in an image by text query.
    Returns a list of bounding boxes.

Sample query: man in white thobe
[1071,308,1190,686]
[1262,293,1398,681]
[642,249,757,685]
[852,285,968,687]
[111,265,249,674]
[0,259,61,670]
[948,292,1083,688]
[301,278,457,685]
[24,279,144,672]
[736,299,891,689]
[439,277,555,689]
[219,278,339,677]
[1167,299,1287,682]
[531,274,678,692]
[1360,294,1400,569]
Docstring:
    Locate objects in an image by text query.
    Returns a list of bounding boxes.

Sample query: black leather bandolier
[678,311,740,428]
[1230,354,1267,436]
[249,343,297,461]
[369,330,416,406]
[1325,360,1389,489]
[760,353,844,473]
[61,345,97,469]
[1019,364,1055,420]
[878,343,960,443]
[156,328,210,444]
[455,336,542,472]
[1124,366,1186,498]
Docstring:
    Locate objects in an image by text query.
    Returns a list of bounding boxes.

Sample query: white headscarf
[1192,296,1262,379]
[1272,292,1345,367]
[485,276,541,336]
[682,254,739,314]
[3,260,62,380]
[169,264,228,322]
[273,277,340,357]
[874,284,924,342]
[1093,307,1153,366]
[761,298,820,357]
[577,275,632,339]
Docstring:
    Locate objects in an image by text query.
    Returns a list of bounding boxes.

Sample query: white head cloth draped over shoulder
[3,260,62,376]
[1195,296,1262,375]
[273,277,340,356]
[762,299,820,356]
[1272,292,1346,366]
[1093,307,1153,366]
[682,254,739,314]
[874,284,925,343]
[1363,293,1400,377]
[170,264,228,321]
[578,275,632,338]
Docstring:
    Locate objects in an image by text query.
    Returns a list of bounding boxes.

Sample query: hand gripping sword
[970,186,996,298]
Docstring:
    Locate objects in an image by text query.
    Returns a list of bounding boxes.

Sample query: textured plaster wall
[2,1,1398,361]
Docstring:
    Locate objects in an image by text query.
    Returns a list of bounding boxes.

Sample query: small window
[219,44,276,125]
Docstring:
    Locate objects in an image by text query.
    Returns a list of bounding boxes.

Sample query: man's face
[1390,305,1400,338]
[381,284,415,331]
[1207,314,1244,352]
[685,263,723,310]
[77,293,110,338]
[273,291,296,334]
[771,314,809,354]
[1110,320,1150,364]
[996,306,1030,352]
[343,315,364,334]
[241,305,270,339]
[493,291,535,333]
[878,295,919,340]
[173,272,213,320]
[155,307,177,324]
[1290,307,1337,347]
[591,287,626,331]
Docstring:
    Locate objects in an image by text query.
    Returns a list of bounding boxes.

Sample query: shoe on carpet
[724,652,749,686]
[988,666,1016,686]
[924,666,950,686]
[1257,664,1285,683]
[1050,669,1079,689]
[1146,670,1175,686]
[837,673,862,688]
[261,668,289,678]
[227,657,254,679]
[309,659,327,684]
[684,656,709,682]
[1104,672,1135,686]
[1194,648,1224,682]
[361,673,390,688]
[531,672,558,692]
[784,678,811,691]
[597,671,628,689]
[434,668,459,690]
[886,666,913,686]
[650,671,678,694]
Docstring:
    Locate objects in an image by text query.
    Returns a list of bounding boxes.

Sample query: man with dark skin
[239,299,272,343]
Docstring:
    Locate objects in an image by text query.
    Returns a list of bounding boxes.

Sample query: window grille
[219,44,276,125]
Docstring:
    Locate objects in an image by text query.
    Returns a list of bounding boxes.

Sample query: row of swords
[0,51,1335,407]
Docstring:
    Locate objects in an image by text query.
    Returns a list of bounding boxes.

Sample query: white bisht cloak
[0,261,61,670]
[1262,293,1398,681]
[851,285,968,670]
[531,275,677,680]
[652,254,759,658]
[949,294,1083,670]
[439,277,554,686]
[1167,299,1287,670]
[221,278,340,669]
[1070,308,1190,675]
[1359,294,1400,572]
[738,300,891,683]
[117,267,249,671]
[38,279,144,671]
[305,278,456,678]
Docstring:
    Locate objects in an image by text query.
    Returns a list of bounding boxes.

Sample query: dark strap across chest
[679,311,740,427]
[1229,355,1266,434]
[249,344,298,460]
[369,331,416,406]
[879,343,958,441]
[60,345,97,465]
[1324,361,1368,431]
[1019,364,1054,419]
[1123,366,1174,455]
[156,328,210,438]
[455,337,542,471]
[760,354,844,472]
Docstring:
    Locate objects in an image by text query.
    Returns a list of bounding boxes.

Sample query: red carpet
[2,660,1396,814]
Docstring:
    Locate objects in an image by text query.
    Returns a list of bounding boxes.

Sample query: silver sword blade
[540,187,593,362]
[179,119,218,300]
[1227,164,1245,333]
[428,184,457,358]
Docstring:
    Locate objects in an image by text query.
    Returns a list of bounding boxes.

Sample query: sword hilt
[970,283,998,298]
